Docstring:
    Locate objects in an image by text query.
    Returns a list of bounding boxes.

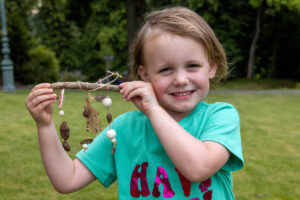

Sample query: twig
[51,82,120,92]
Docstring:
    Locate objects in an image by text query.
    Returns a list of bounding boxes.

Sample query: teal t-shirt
[76,102,244,200]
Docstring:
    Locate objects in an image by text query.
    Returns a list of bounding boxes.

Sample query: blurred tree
[4,0,300,84]
[125,0,146,47]
[247,0,300,79]
[75,0,127,81]
[33,0,82,73]
[5,0,38,82]
[257,9,300,79]
[22,45,59,84]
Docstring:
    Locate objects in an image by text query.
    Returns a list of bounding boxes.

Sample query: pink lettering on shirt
[203,190,212,200]
[152,166,175,198]
[130,162,150,197]
[199,178,212,200]
[175,167,191,197]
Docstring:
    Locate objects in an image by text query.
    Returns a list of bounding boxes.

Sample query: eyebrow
[186,59,205,65]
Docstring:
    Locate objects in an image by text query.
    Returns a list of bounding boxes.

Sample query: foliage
[60,70,87,82]
[3,0,300,84]
[5,0,38,82]
[76,0,128,81]
[247,0,300,79]
[32,0,82,72]
[22,45,59,84]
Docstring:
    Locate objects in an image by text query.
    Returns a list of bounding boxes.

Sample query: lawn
[0,89,299,200]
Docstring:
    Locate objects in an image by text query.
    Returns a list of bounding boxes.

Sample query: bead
[62,140,70,152]
[59,121,70,140]
[106,113,112,123]
[83,143,88,149]
[83,106,90,118]
[111,138,116,143]
[106,129,116,139]
[102,97,112,107]
[58,110,64,116]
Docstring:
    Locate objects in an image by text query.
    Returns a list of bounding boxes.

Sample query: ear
[138,65,150,81]
[209,63,217,79]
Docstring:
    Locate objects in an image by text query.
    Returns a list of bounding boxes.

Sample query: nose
[173,71,188,86]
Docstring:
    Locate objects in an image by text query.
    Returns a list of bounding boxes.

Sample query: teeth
[173,91,192,96]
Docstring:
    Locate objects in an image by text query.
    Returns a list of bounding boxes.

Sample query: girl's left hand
[119,81,159,115]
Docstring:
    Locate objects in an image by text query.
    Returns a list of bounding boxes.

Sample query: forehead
[143,28,206,56]
[143,31,208,66]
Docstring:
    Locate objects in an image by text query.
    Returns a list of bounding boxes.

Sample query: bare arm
[119,81,230,182]
[146,106,230,182]
[26,83,95,193]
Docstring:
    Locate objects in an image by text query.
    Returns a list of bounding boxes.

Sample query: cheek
[193,74,210,87]
[151,80,169,98]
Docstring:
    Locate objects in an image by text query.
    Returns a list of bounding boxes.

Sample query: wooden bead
[60,121,70,140]
[62,141,71,151]
[106,113,112,123]
[83,106,90,118]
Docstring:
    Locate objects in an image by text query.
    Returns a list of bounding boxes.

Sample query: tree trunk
[247,5,262,79]
[270,37,278,78]
[125,0,146,48]
[125,0,146,76]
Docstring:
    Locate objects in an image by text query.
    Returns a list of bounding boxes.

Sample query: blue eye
[159,67,172,73]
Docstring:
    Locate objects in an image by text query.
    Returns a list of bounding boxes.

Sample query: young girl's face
[138,31,217,120]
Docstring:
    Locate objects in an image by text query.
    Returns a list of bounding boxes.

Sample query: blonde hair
[129,6,228,85]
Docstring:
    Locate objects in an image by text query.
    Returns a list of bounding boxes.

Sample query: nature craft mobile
[51,71,122,154]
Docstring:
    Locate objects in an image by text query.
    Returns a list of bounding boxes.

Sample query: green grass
[0,89,300,200]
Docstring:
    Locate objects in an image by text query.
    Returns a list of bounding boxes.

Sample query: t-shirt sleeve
[76,126,117,188]
[200,103,244,172]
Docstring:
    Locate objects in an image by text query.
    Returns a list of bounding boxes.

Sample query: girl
[26,6,244,200]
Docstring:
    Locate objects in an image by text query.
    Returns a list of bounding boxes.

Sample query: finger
[33,83,52,90]
[27,93,57,110]
[121,81,145,98]
[29,98,55,116]
[26,83,52,102]
[26,87,55,103]
[119,82,125,89]
[125,87,145,102]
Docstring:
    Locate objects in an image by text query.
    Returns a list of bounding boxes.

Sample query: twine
[76,71,122,101]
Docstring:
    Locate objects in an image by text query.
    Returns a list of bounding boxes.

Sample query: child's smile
[138,31,217,120]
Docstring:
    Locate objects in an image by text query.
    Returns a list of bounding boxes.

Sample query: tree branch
[51,82,120,92]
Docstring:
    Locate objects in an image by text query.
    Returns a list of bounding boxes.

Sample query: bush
[22,45,59,84]
[60,70,87,81]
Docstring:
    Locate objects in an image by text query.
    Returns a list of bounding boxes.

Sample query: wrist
[37,120,55,132]
[146,105,165,119]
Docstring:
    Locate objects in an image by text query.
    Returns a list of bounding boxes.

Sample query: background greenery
[0,88,299,200]
[0,0,300,84]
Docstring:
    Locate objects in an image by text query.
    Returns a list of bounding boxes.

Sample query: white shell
[106,129,116,139]
[111,138,117,143]
[83,143,88,149]
[102,97,112,107]
[58,110,64,116]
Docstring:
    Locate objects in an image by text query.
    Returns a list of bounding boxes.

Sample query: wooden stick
[51,82,120,92]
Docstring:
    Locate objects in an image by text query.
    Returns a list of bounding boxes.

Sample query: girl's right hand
[25,83,57,127]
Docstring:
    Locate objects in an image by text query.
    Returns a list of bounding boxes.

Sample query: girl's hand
[25,83,57,127]
[119,81,159,115]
